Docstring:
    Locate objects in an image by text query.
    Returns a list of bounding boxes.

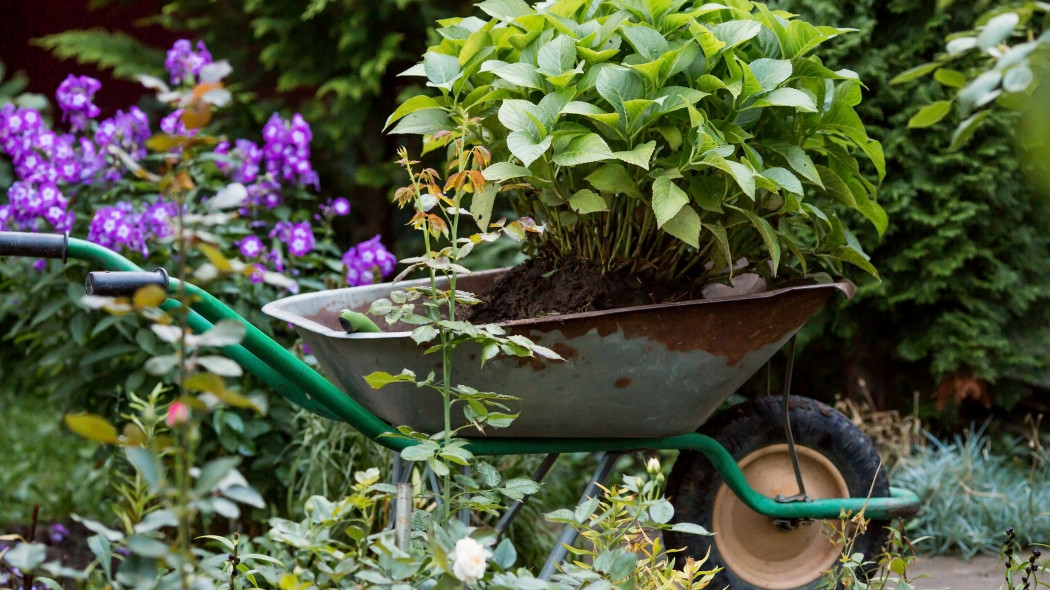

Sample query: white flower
[451,537,491,585]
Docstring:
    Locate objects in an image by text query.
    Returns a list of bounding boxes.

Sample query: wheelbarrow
[0,231,920,590]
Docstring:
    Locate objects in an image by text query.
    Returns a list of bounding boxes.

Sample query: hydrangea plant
[389,0,887,285]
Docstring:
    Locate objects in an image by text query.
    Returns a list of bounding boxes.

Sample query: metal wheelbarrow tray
[262,270,854,438]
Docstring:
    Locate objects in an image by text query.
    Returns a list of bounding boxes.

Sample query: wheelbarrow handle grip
[85,268,170,297]
[0,231,69,261]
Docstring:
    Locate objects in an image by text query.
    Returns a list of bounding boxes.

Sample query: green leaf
[498,99,546,134]
[586,163,643,198]
[477,0,533,22]
[726,160,756,199]
[471,182,499,229]
[65,413,120,444]
[934,68,967,88]
[125,447,162,491]
[1002,65,1033,93]
[385,95,443,130]
[956,70,1001,116]
[621,24,669,61]
[663,205,702,248]
[400,444,436,462]
[483,162,535,181]
[889,62,939,85]
[423,52,462,90]
[976,12,1019,51]
[568,189,609,213]
[552,133,615,166]
[411,325,440,344]
[754,87,816,111]
[390,109,450,135]
[762,167,802,195]
[706,222,733,270]
[834,245,879,278]
[596,66,644,112]
[126,535,170,559]
[364,370,417,389]
[729,205,781,273]
[196,355,242,377]
[492,538,517,570]
[507,132,552,167]
[948,110,991,151]
[613,141,656,170]
[749,58,792,91]
[537,34,577,76]
[195,456,241,495]
[713,20,763,49]
[780,145,823,188]
[480,60,543,89]
[669,522,710,535]
[476,461,502,487]
[649,499,674,524]
[3,543,47,571]
[652,176,689,226]
[907,100,952,128]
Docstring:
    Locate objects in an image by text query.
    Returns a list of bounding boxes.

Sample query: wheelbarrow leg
[495,453,560,536]
[387,455,414,530]
[539,451,622,581]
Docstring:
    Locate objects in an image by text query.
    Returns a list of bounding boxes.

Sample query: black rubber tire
[664,395,889,590]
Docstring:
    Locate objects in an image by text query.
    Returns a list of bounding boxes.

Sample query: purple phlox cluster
[342,235,396,287]
[1,103,95,185]
[271,220,316,257]
[1,181,74,233]
[243,178,283,213]
[217,138,263,184]
[96,107,151,161]
[160,109,197,138]
[166,39,213,86]
[262,113,318,188]
[88,199,176,256]
[56,74,102,132]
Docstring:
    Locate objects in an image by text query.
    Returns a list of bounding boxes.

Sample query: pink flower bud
[166,401,190,427]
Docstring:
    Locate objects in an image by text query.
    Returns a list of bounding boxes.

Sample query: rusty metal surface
[262,271,852,438]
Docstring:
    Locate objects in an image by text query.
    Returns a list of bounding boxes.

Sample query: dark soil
[464,257,700,323]
[1,520,96,586]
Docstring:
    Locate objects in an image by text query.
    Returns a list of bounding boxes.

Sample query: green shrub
[774,0,1050,419]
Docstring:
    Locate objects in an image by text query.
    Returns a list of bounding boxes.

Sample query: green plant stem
[174,186,193,590]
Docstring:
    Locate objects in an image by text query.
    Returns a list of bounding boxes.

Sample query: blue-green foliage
[892,426,1050,558]
[780,0,1050,413]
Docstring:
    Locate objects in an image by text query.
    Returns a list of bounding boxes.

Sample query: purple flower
[143,200,177,238]
[330,197,351,216]
[287,222,315,257]
[165,39,213,85]
[0,205,11,230]
[96,107,151,160]
[160,109,196,138]
[239,235,264,258]
[260,113,317,188]
[48,524,70,543]
[56,75,102,132]
[341,235,396,286]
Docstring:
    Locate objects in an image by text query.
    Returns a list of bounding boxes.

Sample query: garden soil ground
[899,553,1004,590]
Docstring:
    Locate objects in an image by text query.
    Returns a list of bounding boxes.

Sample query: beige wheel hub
[712,444,850,590]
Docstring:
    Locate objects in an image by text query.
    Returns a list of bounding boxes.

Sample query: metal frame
[0,232,921,523]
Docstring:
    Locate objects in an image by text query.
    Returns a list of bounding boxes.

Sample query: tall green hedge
[776,0,1050,419]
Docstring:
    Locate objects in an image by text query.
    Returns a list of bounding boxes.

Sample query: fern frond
[31,29,165,81]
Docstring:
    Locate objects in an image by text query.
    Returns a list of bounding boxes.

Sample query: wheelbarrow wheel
[664,395,889,590]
